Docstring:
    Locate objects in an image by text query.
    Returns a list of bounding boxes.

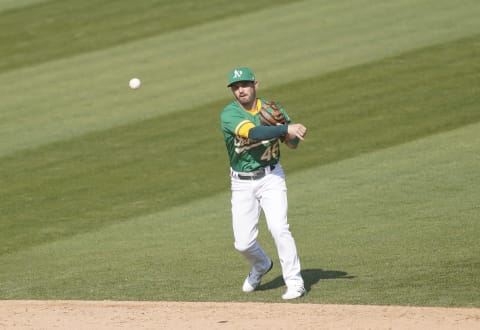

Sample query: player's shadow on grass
[258,268,354,292]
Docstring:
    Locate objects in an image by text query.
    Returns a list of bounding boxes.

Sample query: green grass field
[1,0,479,307]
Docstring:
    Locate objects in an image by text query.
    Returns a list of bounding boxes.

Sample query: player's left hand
[259,102,287,126]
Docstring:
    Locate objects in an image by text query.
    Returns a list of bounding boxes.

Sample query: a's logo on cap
[233,69,243,78]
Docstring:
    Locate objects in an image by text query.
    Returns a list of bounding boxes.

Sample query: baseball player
[220,67,307,300]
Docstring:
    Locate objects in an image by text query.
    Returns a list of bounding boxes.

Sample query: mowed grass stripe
[2,0,480,156]
[1,35,479,255]
[293,122,480,306]
[0,0,49,12]
[279,33,480,172]
[0,0,295,73]
[0,122,478,305]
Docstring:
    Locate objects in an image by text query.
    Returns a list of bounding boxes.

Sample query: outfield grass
[2,0,480,155]
[1,123,478,305]
[0,0,479,306]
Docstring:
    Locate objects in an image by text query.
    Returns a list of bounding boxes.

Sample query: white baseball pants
[230,163,304,289]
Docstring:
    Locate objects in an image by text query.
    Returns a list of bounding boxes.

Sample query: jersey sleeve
[236,121,255,138]
[221,107,255,138]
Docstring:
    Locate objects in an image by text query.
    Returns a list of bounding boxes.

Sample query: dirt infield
[1,300,479,329]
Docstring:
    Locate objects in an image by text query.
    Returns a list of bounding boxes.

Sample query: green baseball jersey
[220,98,291,172]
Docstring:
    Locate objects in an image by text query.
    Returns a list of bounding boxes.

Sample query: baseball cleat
[281,286,306,300]
[242,259,273,293]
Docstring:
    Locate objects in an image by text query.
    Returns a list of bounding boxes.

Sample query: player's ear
[254,81,259,89]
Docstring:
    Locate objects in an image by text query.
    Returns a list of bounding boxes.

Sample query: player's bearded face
[231,81,257,108]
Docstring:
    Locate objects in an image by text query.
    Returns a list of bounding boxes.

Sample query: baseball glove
[259,101,287,126]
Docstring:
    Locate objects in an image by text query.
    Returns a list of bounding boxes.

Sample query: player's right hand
[287,123,307,140]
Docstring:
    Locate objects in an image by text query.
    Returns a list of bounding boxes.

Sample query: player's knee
[234,241,254,253]
[269,224,291,240]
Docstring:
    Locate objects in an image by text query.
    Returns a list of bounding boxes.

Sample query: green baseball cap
[227,67,255,87]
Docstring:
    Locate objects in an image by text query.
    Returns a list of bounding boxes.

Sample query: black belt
[237,165,275,180]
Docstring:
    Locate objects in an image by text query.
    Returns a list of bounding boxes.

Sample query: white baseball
[129,78,141,90]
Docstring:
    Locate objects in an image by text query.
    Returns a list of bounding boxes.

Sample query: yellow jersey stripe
[235,120,255,138]
[237,121,256,138]
[234,99,263,138]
